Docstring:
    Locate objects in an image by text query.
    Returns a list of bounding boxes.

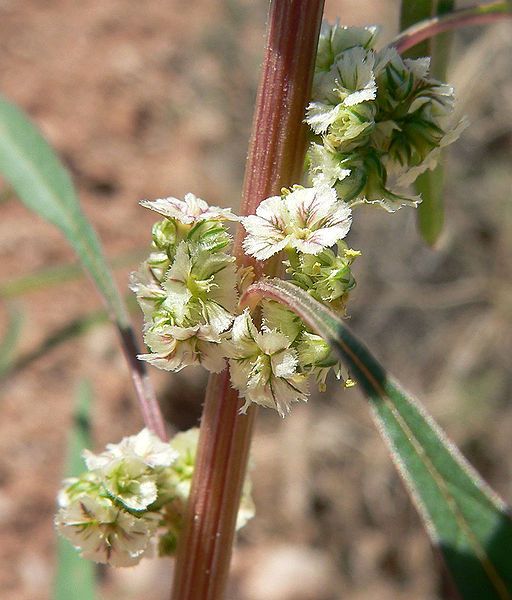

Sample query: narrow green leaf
[400,0,455,246]
[0,248,147,299]
[5,308,109,380]
[415,162,445,245]
[54,380,96,600]
[0,95,166,440]
[244,279,512,600]
[0,304,24,379]
[400,0,434,58]
[0,95,129,328]
[2,296,139,381]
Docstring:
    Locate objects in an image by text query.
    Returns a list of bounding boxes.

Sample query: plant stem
[117,324,167,441]
[392,1,512,54]
[170,2,325,598]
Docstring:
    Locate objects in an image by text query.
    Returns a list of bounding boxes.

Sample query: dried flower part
[139,323,227,373]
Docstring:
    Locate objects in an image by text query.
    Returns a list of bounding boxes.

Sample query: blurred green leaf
[5,308,109,380]
[54,380,96,600]
[415,162,446,245]
[2,295,139,381]
[0,95,129,328]
[400,0,434,57]
[0,96,164,437]
[0,248,147,299]
[400,0,455,246]
[245,279,512,600]
[0,304,24,379]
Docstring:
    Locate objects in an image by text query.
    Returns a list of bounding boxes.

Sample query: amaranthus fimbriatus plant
[56,13,465,570]
[1,1,509,599]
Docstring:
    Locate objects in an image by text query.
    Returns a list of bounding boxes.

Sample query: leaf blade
[0,95,128,327]
[0,95,166,440]
[0,304,24,379]
[244,278,512,600]
[54,380,96,600]
[400,0,455,246]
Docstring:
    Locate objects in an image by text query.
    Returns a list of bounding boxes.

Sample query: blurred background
[0,1,511,598]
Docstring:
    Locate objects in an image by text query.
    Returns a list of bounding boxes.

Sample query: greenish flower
[226,310,308,417]
[162,241,238,333]
[315,21,378,74]
[307,28,464,211]
[55,495,159,567]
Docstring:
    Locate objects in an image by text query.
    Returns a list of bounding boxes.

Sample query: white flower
[139,323,227,373]
[308,143,351,188]
[316,21,379,73]
[101,457,159,511]
[311,46,377,126]
[57,473,101,509]
[227,310,308,417]
[242,186,352,260]
[118,428,176,468]
[82,429,178,512]
[129,263,167,318]
[162,242,238,333]
[55,495,159,567]
[84,429,177,472]
[140,192,239,224]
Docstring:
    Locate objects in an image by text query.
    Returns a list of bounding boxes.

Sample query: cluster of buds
[55,428,254,566]
[306,22,465,211]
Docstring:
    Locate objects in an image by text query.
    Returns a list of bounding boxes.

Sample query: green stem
[392,1,512,54]
[170,2,325,598]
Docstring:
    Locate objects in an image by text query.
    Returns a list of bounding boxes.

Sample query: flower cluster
[129,24,464,418]
[306,22,465,211]
[132,188,357,417]
[234,184,357,414]
[55,428,254,566]
[131,193,239,374]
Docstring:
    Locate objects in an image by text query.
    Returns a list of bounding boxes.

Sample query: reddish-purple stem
[118,326,167,441]
[393,2,512,54]
[170,1,325,599]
